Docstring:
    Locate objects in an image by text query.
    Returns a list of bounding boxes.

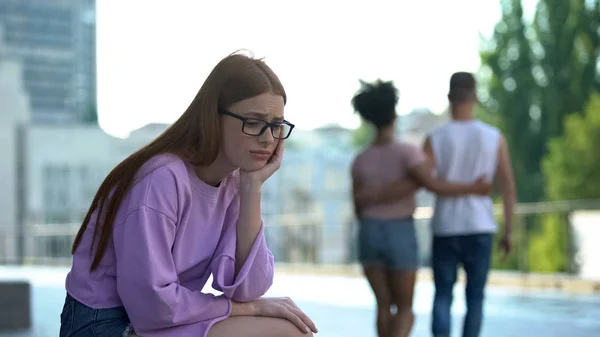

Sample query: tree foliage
[481,0,600,273]
[479,0,600,202]
[543,94,600,201]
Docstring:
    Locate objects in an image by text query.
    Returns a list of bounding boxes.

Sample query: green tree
[479,0,600,202]
[479,0,538,201]
[535,95,600,274]
[542,94,600,201]
[481,0,600,273]
[527,214,569,273]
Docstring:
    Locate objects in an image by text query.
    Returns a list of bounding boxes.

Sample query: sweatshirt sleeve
[210,195,275,302]
[113,205,231,334]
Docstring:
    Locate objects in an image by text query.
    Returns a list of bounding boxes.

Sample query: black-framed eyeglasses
[219,109,295,139]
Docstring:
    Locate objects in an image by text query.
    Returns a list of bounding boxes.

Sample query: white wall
[22,123,168,224]
[17,124,167,260]
[0,60,31,262]
[571,211,600,281]
[23,125,116,223]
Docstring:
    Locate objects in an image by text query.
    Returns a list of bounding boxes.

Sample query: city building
[0,59,30,264]
[263,149,355,264]
[0,0,96,124]
[19,123,169,263]
[0,56,168,263]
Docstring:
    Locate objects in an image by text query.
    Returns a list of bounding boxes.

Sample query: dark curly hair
[351,79,399,128]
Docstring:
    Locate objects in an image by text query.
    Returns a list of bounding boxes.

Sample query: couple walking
[351,72,517,337]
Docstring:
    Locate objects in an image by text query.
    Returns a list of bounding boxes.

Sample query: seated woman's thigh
[208,316,313,337]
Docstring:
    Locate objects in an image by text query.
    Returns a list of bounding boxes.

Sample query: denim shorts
[60,293,136,337]
[358,217,419,270]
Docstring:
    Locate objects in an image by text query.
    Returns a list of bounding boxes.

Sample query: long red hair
[72,52,287,271]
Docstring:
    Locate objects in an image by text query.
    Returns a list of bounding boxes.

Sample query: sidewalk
[275,263,600,294]
[1,266,599,336]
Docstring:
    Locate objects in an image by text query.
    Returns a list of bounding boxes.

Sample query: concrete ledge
[274,263,600,295]
[0,280,31,330]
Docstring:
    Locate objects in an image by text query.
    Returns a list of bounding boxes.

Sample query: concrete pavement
[0,267,598,336]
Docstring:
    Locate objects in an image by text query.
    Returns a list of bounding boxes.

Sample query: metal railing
[1,200,599,277]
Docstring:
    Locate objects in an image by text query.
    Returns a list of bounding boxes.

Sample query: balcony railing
[1,199,599,278]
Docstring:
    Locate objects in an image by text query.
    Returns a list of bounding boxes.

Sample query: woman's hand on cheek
[239,139,284,187]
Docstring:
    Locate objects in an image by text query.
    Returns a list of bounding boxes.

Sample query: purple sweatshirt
[65,154,275,336]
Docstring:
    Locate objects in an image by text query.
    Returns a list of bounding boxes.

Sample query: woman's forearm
[410,163,484,196]
[235,181,263,275]
[422,178,477,196]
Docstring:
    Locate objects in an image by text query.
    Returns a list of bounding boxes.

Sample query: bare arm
[354,141,429,206]
[352,173,364,218]
[410,137,491,196]
[423,135,435,166]
[409,163,489,196]
[355,137,490,204]
[379,138,438,201]
[496,135,516,239]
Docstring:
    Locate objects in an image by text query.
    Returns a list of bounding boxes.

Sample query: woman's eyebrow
[243,111,268,118]
[244,111,284,122]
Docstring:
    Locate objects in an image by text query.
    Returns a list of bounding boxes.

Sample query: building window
[57,165,70,205]
[43,164,72,223]
[44,211,71,224]
[79,165,94,203]
[36,236,72,259]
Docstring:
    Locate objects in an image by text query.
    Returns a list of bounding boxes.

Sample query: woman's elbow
[236,251,275,301]
[421,180,440,194]
[233,273,274,302]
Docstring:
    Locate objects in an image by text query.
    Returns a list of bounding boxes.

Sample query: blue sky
[96,0,538,138]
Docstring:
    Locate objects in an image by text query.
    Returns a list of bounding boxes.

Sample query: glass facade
[0,0,96,124]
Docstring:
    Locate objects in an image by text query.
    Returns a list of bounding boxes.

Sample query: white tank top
[429,120,500,236]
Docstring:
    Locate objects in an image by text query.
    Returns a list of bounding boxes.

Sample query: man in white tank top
[424,72,516,337]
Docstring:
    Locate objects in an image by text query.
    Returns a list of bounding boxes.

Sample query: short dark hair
[351,79,398,128]
[448,72,476,103]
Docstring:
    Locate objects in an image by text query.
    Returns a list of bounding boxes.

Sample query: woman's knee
[376,301,392,312]
[396,304,414,316]
[393,295,414,309]
[390,286,414,312]
[208,316,313,337]
[391,292,414,316]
